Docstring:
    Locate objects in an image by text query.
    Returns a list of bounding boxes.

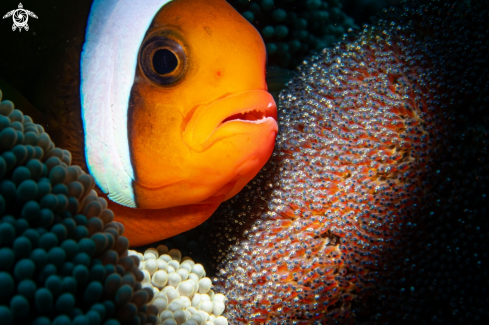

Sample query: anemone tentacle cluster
[230,0,357,68]
[207,0,489,323]
[0,91,157,325]
[129,247,228,325]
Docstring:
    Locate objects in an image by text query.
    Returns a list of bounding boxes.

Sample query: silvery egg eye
[139,36,187,85]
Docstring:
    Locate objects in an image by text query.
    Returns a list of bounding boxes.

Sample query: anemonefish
[13,0,278,246]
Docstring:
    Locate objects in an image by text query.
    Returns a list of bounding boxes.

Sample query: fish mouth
[220,109,270,125]
[183,89,277,152]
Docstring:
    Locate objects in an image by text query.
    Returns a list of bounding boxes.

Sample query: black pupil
[152,49,178,75]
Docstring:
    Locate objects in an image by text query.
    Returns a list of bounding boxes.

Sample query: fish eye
[139,35,187,86]
[152,49,178,75]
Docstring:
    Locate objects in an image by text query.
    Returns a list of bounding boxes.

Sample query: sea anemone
[129,246,229,325]
[0,90,158,325]
[206,0,489,323]
[229,0,358,69]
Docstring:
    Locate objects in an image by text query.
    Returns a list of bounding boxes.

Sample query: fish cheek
[127,84,146,185]
[127,81,185,191]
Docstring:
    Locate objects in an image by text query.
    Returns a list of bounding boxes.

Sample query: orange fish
[19,0,278,246]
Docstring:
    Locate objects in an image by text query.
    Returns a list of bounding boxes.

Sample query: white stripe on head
[80,0,172,207]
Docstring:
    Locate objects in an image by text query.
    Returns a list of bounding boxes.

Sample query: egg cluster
[206,0,489,323]
[0,91,157,325]
[210,25,447,324]
[356,1,489,323]
[129,247,228,325]
[229,0,358,68]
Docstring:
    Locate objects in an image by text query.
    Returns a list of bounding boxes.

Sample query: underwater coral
[0,91,159,325]
[205,0,489,323]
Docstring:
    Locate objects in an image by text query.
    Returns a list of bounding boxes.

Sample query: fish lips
[183,89,278,152]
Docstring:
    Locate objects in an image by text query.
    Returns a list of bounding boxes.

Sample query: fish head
[128,0,278,209]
